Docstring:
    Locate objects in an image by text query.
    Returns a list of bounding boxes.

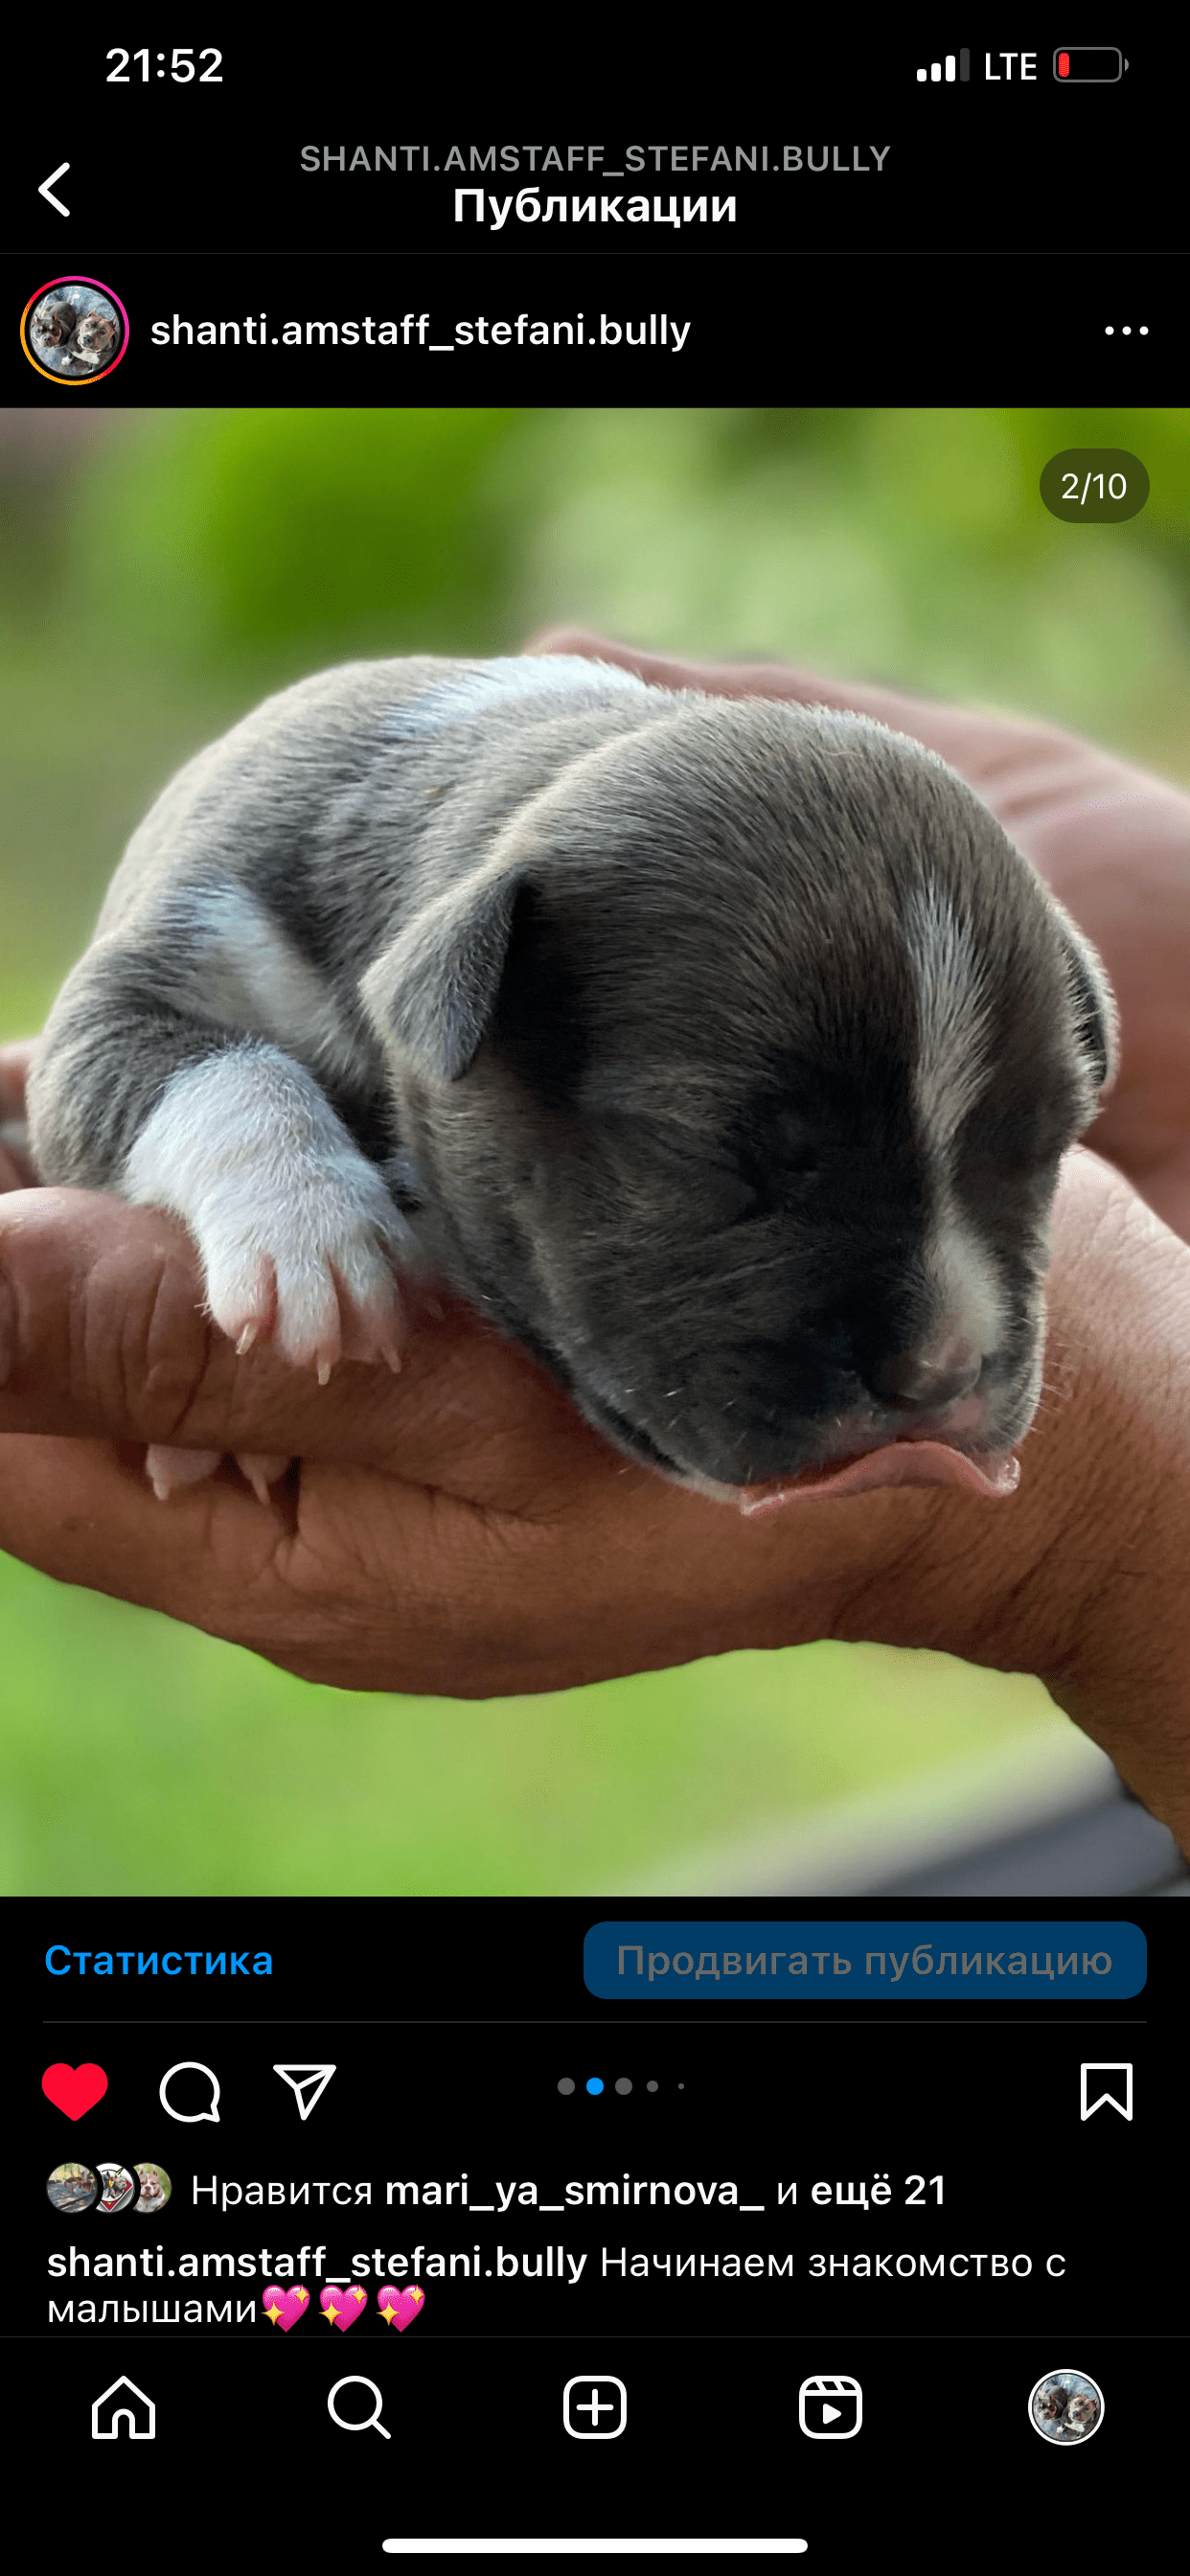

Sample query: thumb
[523,623,851,702]
[522,626,978,748]
[0,1039,38,1191]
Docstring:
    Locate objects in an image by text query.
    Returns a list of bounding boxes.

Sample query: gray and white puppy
[28,655,1117,1511]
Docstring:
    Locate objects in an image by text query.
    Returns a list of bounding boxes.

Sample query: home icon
[92,2377,156,2440]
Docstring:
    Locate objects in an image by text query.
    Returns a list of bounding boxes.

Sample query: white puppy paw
[125,1044,410,1379]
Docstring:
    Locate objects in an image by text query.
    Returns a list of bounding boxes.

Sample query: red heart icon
[42,2062,108,2120]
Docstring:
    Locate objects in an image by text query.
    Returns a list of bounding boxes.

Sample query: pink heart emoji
[378,2285,425,2331]
[262,2284,310,2332]
[321,2284,368,2332]
[42,2062,108,2121]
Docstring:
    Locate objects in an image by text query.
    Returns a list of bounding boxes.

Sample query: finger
[522,628,1062,783]
[524,624,919,712]
[0,1136,37,1192]
[0,1419,604,1694]
[0,1041,37,1119]
[0,1181,603,1508]
[0,1043,38,1188]
[0,1425,306,1640]
[0,1184,403,1460]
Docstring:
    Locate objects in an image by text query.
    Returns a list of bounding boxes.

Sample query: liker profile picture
[22,279,128,384]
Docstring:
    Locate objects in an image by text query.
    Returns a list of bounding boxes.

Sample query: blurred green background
[2,403,1188,1895]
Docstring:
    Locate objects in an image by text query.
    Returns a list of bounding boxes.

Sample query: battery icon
[1054,47,1126,80]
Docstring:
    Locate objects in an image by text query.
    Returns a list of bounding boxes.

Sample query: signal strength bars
[917,51,970,80]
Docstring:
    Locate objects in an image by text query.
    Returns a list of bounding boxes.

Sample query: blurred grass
[2,403,1186,1894]
[0,1552,1056,1895]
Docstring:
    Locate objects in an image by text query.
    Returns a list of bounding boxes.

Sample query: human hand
[0,1046,37,1192]
[0,1090,1188,1842]
[529,631,1190,1243]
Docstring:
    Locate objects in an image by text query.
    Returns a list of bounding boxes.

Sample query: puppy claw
[364,1307,405,1376]
[234,1451,293,1506]
[146,1443,224,1502]
[208,1252,276,1358]
[139,1089,410,1377]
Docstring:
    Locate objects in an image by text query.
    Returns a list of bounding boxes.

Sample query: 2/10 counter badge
[1041,449,1149,521]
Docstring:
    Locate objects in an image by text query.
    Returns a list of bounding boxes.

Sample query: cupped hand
[2,1107,1189,1854]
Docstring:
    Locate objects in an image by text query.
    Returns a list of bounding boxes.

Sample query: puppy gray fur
[28,655,1118,1508]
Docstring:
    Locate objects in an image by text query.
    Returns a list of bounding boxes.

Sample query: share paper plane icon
[274,2064,336,2121]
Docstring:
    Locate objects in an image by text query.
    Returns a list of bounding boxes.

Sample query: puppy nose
[869,1337,983,1410]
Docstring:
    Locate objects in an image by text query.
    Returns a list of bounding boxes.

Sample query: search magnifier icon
[328,2376,390,2438]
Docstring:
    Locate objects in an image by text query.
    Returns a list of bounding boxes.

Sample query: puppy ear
[1048,892,1120,1100]
[359,862,521,1084]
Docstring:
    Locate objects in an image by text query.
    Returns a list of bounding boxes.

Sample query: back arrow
[39,163,71,218]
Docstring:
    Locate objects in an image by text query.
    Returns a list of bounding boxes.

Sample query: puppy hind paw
[145,1443,224,1501]
[144,1443,292,1506]
[233,1451,293,1505]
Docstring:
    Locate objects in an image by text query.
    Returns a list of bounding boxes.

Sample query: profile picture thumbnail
[96,2161,137,2215]
[22,279,127,383]
[134,2162,172,2213]
[47,2161,98,2213]
[1028,2369,1105,2443]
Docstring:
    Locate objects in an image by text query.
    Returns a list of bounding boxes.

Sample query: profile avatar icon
[22,278,127,383]
[47,2162,98,2213]
[133,2163,172,2213]
[1028,2369,1104,2443]
[96,2162,137,2215]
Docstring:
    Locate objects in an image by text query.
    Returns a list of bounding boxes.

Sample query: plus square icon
[563,2375,628,2439]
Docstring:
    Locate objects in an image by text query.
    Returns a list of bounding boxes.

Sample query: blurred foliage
[60,407,521,668]
[1,403,1185,1893]
[504,406,1190,773]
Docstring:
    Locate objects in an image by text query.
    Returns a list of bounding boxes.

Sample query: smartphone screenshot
[5,28,1187,2565]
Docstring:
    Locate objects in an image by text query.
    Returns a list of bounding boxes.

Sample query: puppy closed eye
[601,1110,813,1226]
[673,1144,824,1230]
[704,1152,822,1226]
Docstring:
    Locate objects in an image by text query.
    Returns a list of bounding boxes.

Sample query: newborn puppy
[28,656,1117,1511]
